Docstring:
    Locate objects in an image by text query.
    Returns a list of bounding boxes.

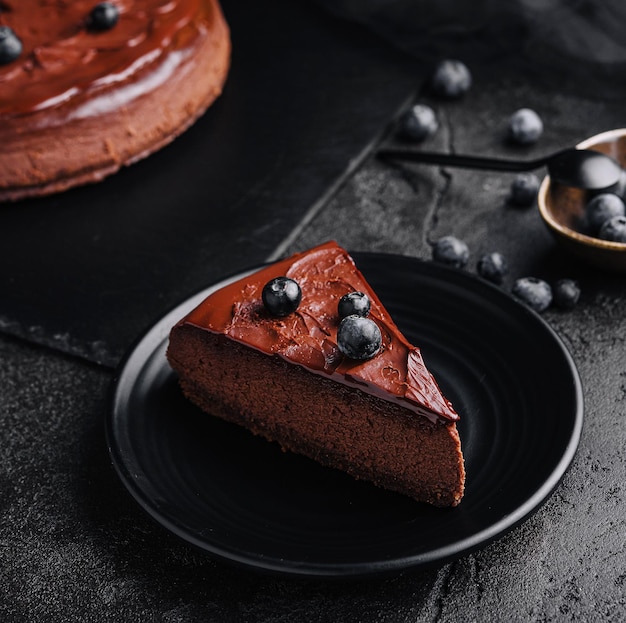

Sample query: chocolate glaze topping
[0,0,217,116]
[180,241,459,424]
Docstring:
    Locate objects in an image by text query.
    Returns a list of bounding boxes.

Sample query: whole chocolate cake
[167,242,465,507]
[0,0,230,201]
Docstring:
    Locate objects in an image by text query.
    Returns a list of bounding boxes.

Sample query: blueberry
[512,277,553,313]
[476,252,508,285]
[88,2,120,31]
[432,236,469,269]
[584,193,625,235]
[509,172,540,207]
[337,315,382,361]
[431,60,472,99]
[0,26,22,65]
[262,277,302,317]
[399,104,438,142]
[553,279,581,310]
[606,169,626,201]
[338,291,371,318]
[508,108,543,145]
[598,215,626,243]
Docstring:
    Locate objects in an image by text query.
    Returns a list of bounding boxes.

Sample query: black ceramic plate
[107,252,583,578]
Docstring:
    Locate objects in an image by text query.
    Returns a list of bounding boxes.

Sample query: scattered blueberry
[512,277,553,313]
[508,108,543,145]
[399,104,438,142]
[431,60,472,99]
[0,26,22,65]
[338,291,371,319]
[262,277,302,317]
[88,2,120,31]
[476,252,508,285]
[553,279,581,310]
[432,236,469,269]
[598,215,626,243]
[509,172,540,207]
[337,315,382,361]
[584,193,626,235]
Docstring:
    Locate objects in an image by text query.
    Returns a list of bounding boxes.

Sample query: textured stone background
[2,1,626,621]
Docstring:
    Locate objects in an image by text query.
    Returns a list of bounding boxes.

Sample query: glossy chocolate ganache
[0,0,230,200]
[0,0,222,115]
[180,241,459,424]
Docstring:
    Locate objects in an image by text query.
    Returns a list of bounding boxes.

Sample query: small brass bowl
[538,129,626,272]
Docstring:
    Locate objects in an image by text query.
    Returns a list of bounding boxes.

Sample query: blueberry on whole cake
[167,242,465,507]
[0,0,230,201]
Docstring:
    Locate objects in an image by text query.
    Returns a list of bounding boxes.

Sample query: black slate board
[0,0,418,366]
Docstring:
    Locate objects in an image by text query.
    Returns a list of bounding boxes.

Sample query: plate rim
[106,251,584,577]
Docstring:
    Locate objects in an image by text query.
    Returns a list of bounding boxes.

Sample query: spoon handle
[377,148,545,173]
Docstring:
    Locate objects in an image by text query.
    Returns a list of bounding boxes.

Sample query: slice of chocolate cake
[167,241,465,507]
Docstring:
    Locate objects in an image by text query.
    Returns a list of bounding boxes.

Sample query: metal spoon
[377,146,623,190]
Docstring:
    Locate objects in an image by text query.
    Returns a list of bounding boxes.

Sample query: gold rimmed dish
[538,128,626,272]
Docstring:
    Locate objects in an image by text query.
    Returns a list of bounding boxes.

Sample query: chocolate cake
[0,0,230,201]
[167,242,465,507]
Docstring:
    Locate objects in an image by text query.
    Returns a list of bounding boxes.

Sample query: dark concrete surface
[2,1,626,621]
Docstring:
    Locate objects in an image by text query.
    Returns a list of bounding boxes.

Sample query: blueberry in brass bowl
[538,129,626,272]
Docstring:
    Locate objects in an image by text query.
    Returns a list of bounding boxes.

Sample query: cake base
[168,325,465,508]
